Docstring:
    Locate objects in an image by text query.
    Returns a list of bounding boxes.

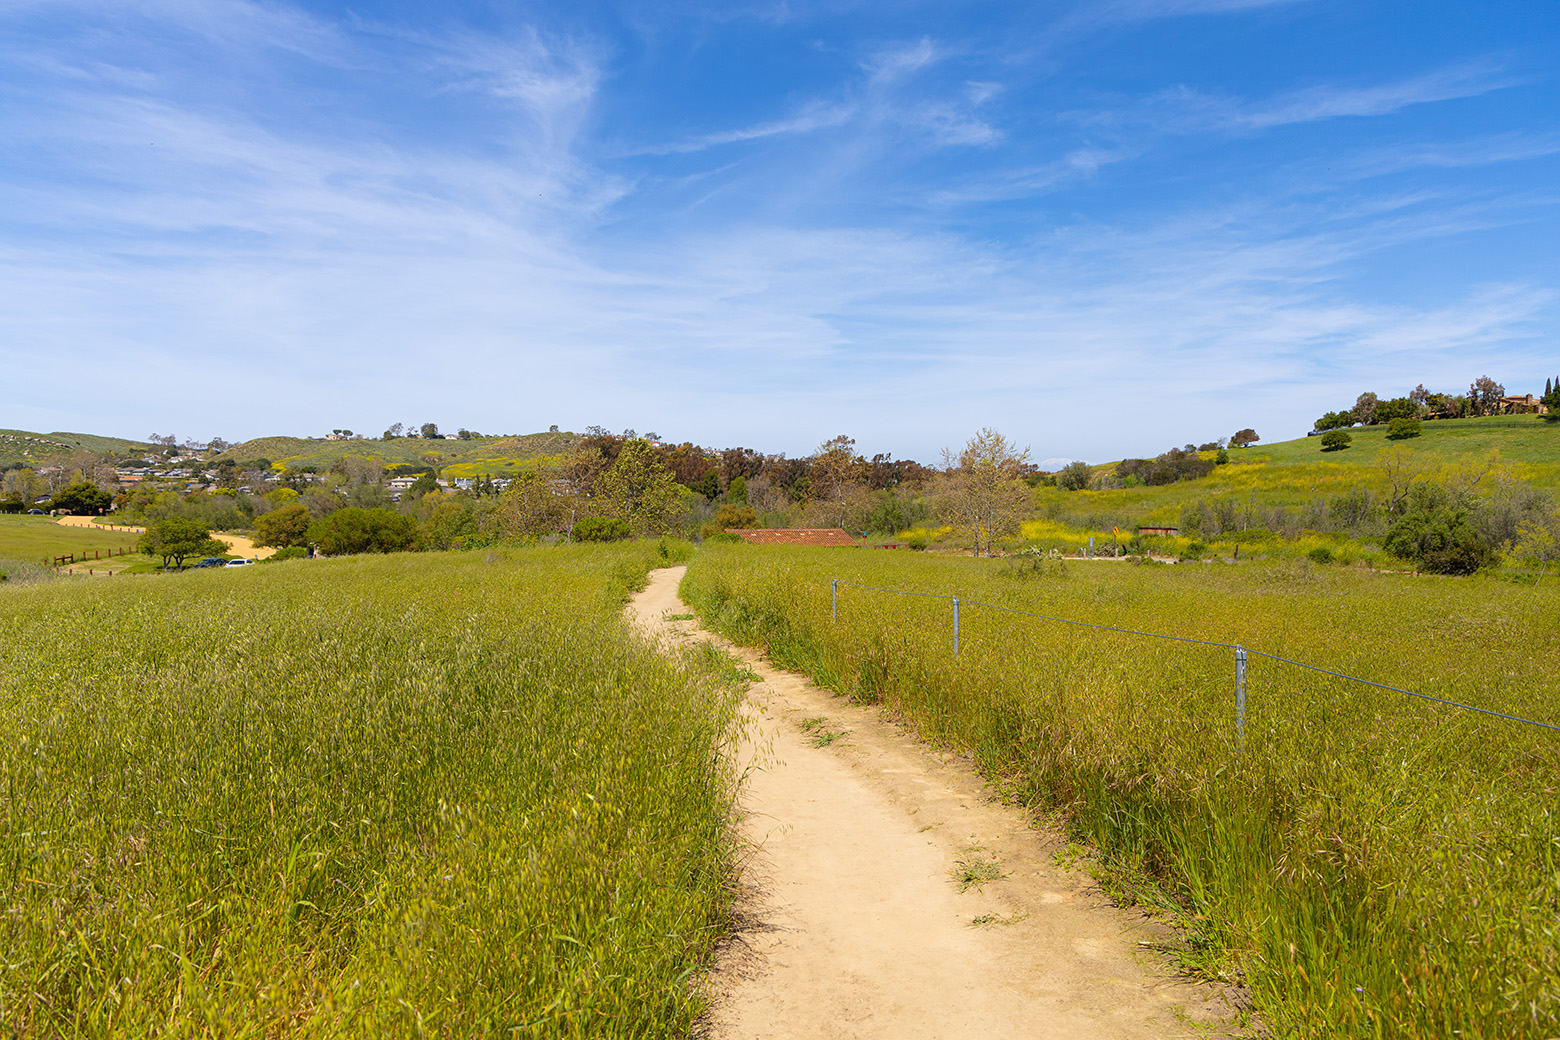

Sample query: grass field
[216,431,582,476]
[682,546,1560,1039]
[0,429,153,466]
[1024,414,1559,530]
[0,515,144,566]
[0,542,744,1036]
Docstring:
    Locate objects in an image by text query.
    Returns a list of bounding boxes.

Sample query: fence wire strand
[832,578,1559,735]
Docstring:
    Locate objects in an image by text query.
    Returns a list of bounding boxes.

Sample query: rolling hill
[0,429,154,466]
[214,430,583,475]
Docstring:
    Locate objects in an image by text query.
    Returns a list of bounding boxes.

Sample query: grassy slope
[0,429,153,466]
[683,546,1560,1039]
[1026,414,1559,535]
[0,515,143,563]
[216,430,582,475]
[0,543,742,1035]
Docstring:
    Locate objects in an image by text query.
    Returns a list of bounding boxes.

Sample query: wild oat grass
[0,542,740,1037]
[683,545,1560,1039]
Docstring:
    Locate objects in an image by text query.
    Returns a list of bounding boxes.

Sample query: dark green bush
[308,508,420,556]
[572,517,632,542]
[1386,417,1422,440]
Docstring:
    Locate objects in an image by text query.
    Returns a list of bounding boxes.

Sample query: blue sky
[2,0,1557,464]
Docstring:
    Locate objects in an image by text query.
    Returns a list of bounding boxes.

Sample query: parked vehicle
[224,558,254,567]
[26,509,44,515]
[190,558,227,569]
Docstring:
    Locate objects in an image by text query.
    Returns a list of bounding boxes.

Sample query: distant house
[1137,526,1179,537]
[727,528,861,547]
[1499,394,1548,415]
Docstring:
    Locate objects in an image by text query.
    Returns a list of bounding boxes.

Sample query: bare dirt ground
[55,515,276,560]
[628,566,1238,1040]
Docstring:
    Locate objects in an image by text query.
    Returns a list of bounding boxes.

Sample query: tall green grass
[682,546,1560,1039]
[0,543,740,1037]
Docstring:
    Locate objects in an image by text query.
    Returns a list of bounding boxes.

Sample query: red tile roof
[728,528,861,547]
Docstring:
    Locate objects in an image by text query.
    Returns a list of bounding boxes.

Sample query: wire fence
[830,578,1560,747]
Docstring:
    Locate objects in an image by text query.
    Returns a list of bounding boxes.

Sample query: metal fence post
[832,579,838,622]
[1235,645,1247,754]
[952,597,960,656]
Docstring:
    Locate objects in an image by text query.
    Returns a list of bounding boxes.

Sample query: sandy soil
[627,567,1237,1040]
[55,515,275,560]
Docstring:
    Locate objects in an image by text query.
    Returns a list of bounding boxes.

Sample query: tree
[49,480,112,515]
[253,503,312,548]
[420,422,440,439]
[1542,377,1560,416]
[1320,430,1352,451]
[499,468,577,539]
[139,517,226,569]
[1230,428,1260,448]
[1313,411,1351,432]
[383,423,404,441]
[456,428,474,440]
[1352,392,1379,426]
[1386,417,1422,440]
[307,508,419,555]
[1056,460,1093,491]
[1375,397,1418,423]
[596,439,682,535]
[936,428,1033,557]
[1410,384,1431,410]
[1469,376,1505,416]
[407,472,440,499]
[714,503,759,529]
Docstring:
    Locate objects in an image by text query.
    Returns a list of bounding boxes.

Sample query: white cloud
[862,37,938,83]
[630,102,855,155]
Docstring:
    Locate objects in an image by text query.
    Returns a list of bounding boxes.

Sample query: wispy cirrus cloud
[1075,62,1516,138]
[627,102,855,155]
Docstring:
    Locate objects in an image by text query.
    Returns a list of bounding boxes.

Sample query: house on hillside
[1498,394,1548,415]
[1137,526,1179,537]
[727,528,861,547]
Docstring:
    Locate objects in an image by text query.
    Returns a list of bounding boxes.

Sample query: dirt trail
[628,567,1234,1040]
[55,515,275,559]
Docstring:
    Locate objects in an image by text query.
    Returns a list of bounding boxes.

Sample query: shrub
[1307,545,1335,564]
[261,546,309,563]
[253,503,312,548]
[1320,430,1352,451]
[307,508,420,556]
[1056,461,1093,491]
[572,517,632,543]
[1384,500,1497,575]
[1386,417,1422,440]
[714,504,759,530]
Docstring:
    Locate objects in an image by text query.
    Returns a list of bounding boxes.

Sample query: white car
[224,558,255,568]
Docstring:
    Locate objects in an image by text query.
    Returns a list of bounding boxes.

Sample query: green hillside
[215,430,582,475]
[0,429,153,466]
[1055,414,1559,527]
[972,414,1560,562]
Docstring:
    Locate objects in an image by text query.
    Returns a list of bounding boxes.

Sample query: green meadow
[1052,415,1560,529]
[0,543,743,1036]
[682,545,1560,1039]
[0,515,143,566]
[217,431,581,477]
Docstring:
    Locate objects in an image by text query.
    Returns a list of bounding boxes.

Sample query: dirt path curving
[629,566,1236,1040]
[55,515,275,559]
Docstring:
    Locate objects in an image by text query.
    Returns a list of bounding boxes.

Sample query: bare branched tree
[936,428,1033,557]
